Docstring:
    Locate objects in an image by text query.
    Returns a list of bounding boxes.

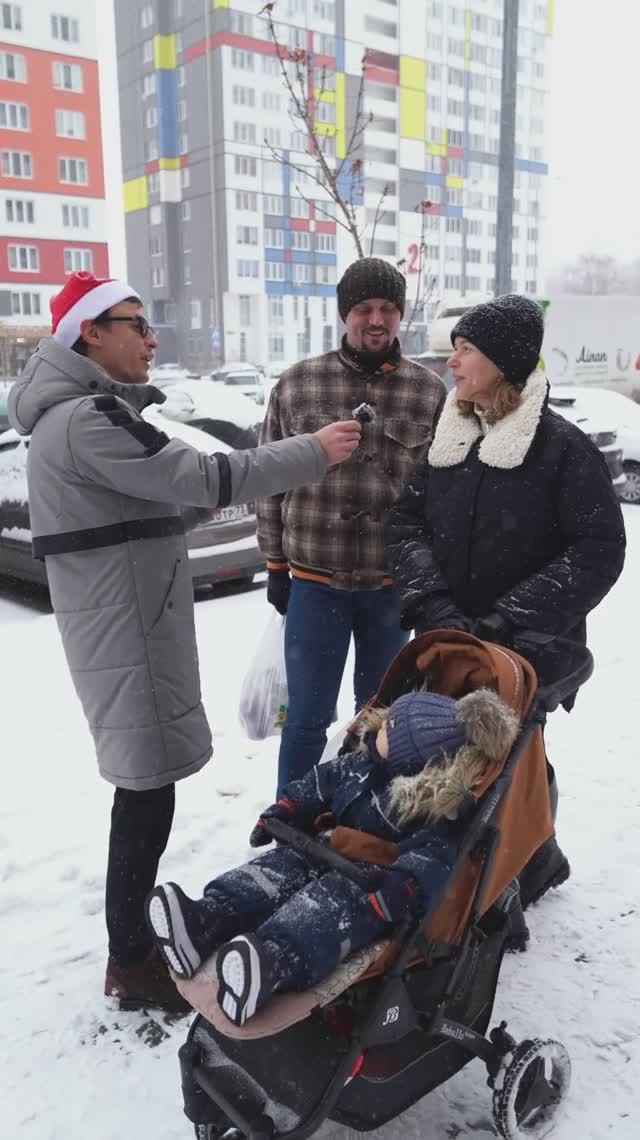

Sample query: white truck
[429,293,640,403]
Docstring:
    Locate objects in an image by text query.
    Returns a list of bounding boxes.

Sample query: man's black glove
[267,568,291,616]
[473,611,514,646]
[414,592,472,635]
[249,797,297,847]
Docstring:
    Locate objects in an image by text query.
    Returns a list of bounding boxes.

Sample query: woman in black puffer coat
[385,294,626,911]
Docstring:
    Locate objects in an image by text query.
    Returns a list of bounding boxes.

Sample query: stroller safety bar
[263,818,379,891]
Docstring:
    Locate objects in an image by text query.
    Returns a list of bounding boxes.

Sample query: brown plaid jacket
[256,344,446,590]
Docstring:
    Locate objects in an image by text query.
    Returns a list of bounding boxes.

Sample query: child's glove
[368,870,422,923]
[249,797,296,847]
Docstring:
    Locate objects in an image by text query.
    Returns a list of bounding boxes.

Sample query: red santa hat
[50,272,141,349]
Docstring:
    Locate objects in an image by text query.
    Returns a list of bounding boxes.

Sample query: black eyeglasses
[102,315,155,340]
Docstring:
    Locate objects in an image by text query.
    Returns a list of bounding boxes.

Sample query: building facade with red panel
[0,1,107,372]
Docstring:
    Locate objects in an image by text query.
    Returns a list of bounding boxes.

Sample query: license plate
[210,503,250,524]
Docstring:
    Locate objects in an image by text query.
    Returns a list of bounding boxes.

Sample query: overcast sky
[97,0,640,283]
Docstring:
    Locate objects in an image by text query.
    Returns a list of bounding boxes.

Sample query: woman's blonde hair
[457,375,522,425]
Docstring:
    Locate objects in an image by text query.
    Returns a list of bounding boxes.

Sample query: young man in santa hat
[8,272,361,1013]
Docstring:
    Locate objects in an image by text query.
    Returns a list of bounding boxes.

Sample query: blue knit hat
[385,692,466,776]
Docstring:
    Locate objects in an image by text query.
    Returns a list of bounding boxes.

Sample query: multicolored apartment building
[116,0,553,369]
[0,1,107,373]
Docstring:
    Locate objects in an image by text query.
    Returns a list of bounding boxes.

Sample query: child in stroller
[146,685,519,1028]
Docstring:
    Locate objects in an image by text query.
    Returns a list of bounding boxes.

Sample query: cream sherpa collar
[428,367,548,470]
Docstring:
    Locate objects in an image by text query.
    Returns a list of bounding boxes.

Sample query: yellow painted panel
[314,122,337,137]
[399,55,426,93]
[336,71,346,159]
[159,156,182,170]
[213,0,229,8]
[427,142,446,156]
[465,9,472,68]
[400,88,425,140]
[446,175,463,189]
[123,176,148,214]
[314,87,336,103]
[546,0,555,35]
[153,33,176,70]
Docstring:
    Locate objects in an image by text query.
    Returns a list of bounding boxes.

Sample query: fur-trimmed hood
[428,367,548,470]
[385,688,519,825]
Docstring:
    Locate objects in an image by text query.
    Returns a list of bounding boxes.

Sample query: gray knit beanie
[450,294,545,390]
[385,691,467,776]
[337,257,406,322]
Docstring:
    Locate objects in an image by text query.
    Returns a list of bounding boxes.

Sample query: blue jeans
[277,579,408,796]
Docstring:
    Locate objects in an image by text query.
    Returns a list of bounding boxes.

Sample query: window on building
[316,264,336,284]
[264,126,282,147]
[51,13,80,41]
[179,132,188,154]
[190,299,202,329]
[262,91,281,112]
[62,202,89,228]
[52,61,83,92]
[11,291,41,316]
[268,295,284,323]
[466,247,482,263]
[237,259,259,278]
[291,231,311,251]
[370,240,396,256]
[233,85,255,108]
[268,333,285,358]
[140,4,153,28]
[365,15,396,37]
[63,247,92,274]
[182,228,191,254]
[145,105,158,127]
[446,217,462,234]
[142,73,156,97]
[467,219,483,236]
[232,49,254,71]
[55,109,86,139]
[180,200,191,221]
[2,5,22,31]
[261,55,280,76]
[150,204,162,225]
[0,101,29,131]
[365,145,397,165]
[237,225,258,245]
[152,265,165,287]
[312,0,335,18]
[236,190,257,211]
[142,39,153,64]
[8,243,39,272]
[149,236,161,256]
[315,232,336,252]
[236,294,251,326]
[58,156,88,184]
[0,51,27,82]
[289,196,308,217]
[230,10,253,35]
[364,82,397,105]
[145,138,158,161]
[234,155,257,177]
[5,197,35,223]
[264,227,285,248]
[1,149,32,178]
[180,165,190,188]
[265,261,285,281]
[177,65,185,87]
[183,262,191,285]
[289,129,307,152]
[233,121,256,144]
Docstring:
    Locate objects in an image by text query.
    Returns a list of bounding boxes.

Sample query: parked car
[0,377,18,433]
[548,387,626,499]
[0,417,265,591]
[156,380,264,447]
[409,352,453,388]
[549,386,640,505]
[211,363,264,403]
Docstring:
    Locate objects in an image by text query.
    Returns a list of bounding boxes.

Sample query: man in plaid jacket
[257,258,446,795]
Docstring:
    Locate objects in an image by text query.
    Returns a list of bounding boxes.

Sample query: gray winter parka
[8,339,328,790]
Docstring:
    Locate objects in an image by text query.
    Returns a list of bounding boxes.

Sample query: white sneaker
[216,935,268,1026]
[145,883,202,979]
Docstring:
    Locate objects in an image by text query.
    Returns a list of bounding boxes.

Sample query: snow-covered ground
[1,513,638,1140]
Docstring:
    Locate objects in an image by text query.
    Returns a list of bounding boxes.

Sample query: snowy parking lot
[1,513,638,1140]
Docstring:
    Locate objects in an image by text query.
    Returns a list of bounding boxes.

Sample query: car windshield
[224,373,258,386]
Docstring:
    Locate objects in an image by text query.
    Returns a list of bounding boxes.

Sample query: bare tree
[259,1,375,258]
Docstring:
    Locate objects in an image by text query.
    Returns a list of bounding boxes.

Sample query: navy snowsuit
[193,739,461,990]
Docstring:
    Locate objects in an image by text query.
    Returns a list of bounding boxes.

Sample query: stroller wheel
[492,1038,571,1139]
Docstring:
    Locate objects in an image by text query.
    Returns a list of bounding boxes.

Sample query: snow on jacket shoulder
[8,339,328,790]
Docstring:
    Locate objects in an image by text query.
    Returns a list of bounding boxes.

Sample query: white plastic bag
[238,613,289,740]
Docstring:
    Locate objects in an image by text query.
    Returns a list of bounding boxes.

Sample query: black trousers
[105,783,175,967]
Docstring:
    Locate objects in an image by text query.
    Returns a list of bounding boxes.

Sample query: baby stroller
[175,630,592,1140]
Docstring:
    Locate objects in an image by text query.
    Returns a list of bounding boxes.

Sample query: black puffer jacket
[385,370,626,685]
